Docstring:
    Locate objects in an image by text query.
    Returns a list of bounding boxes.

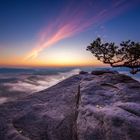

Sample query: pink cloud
[25,0,135,60]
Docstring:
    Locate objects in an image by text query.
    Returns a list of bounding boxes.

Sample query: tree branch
[87,38,140,74]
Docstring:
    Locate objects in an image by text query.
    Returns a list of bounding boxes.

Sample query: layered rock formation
[0,71,140,140]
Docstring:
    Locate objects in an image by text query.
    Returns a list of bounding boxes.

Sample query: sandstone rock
[0,71,140,140]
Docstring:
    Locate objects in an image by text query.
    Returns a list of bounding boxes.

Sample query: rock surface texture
[0,70,140,140]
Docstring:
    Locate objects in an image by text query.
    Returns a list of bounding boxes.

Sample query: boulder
[91,70,118,75]
[0,71,140,140]
[79,71,88,75]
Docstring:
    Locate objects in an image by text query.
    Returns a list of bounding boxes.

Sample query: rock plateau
[0,70,140,140]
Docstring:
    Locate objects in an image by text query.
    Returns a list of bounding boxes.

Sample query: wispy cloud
[25,0,135,60]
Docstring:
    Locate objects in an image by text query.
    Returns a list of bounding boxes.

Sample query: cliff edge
[0,70,140,140]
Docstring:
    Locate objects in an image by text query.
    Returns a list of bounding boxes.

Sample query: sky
[0,0,140,67]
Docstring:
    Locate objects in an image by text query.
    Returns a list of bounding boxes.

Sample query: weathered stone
[0,75,82,140]
[0,72,140,140]
[77,72,140,140]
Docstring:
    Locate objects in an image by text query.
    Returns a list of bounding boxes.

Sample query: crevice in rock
[74,84,81,140]
[76,85,81,108]
[8,123,31,140]
[101,83,119,89]
[13,122,32,140]
[119,106,140,117]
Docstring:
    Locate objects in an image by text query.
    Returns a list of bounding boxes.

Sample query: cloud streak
[25,0,136,60]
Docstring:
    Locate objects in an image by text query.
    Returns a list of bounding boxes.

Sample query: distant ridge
[0,68,34,74]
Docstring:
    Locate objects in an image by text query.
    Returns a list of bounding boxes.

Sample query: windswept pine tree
[87,38,140,74]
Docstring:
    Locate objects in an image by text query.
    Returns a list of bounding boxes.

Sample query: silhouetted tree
[87,38,140,74]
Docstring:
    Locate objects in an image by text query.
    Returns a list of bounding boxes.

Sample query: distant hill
[0,68,34,74]
[0,67,76,75]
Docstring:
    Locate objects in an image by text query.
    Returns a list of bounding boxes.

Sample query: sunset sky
[0,0,140,67]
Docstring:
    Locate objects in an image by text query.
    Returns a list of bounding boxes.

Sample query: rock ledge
[0,71,140,140]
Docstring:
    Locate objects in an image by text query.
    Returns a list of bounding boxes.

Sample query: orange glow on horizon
[0,57,105,68]
[0,49,106,68]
